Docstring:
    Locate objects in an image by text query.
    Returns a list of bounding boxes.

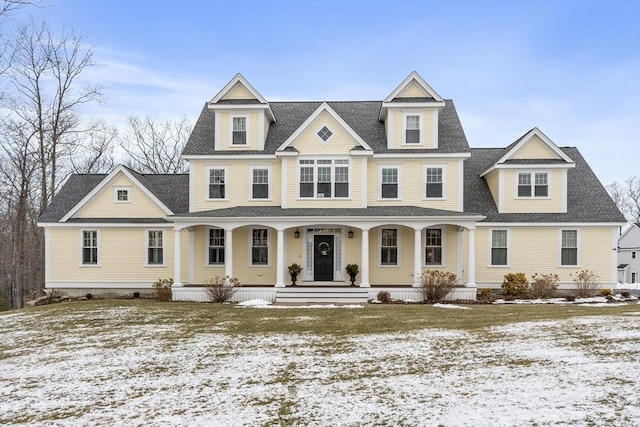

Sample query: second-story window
[232,117,247,145]
[405,115,420,143]
[381,167,398,199]
[518,172,548,197]
[298,159,350,199]
[209,168,226,199]
[252,168,269,199]
[425,167,443,198]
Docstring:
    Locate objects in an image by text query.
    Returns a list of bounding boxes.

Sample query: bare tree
[0,0,36,17]
[120,115,191,174]
[608,176,640,224]
[69,120,117,174]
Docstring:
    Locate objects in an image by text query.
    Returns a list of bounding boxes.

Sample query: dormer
[208,73,275,151]
[480,128,576,214]
[379,71,446,150]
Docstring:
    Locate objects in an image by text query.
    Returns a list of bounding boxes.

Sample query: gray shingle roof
[465,147,626,223]
[182,100,470,156]
[171,205,482,218]
[39,173,189,223]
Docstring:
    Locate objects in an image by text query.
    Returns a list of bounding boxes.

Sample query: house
[617,223,640,285]
[38,72,626,302]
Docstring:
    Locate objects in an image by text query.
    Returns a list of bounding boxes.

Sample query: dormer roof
[379,71,445,120]
[208,73,275,122]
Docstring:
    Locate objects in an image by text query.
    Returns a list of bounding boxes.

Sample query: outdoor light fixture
[294,228,300,238]
[348,229,354,238]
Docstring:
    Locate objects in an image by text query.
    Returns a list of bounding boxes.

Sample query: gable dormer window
[405,115,420,143]
[317,126,333,142]
[232,116,247,145]
[518,172,548,197]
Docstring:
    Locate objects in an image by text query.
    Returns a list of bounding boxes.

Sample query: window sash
[425,228,442,265]
[534,173,548,197]
[298,160,350,199]
[252,169,269,199]
[252,229,268,265]
[208,229,225,265]
[232,117,246,145]
[82,231,98,264]
[561,230,578,266]
[406,115,420,143]
[147,231,163,265]
[491,230,508,266]
[381,228,398,266]
[425,168,443,198]
[117,190,128,201]
[209,169,226,199]
[518,172,548,197]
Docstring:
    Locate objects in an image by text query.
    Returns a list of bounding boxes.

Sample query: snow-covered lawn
[2,302,640,426]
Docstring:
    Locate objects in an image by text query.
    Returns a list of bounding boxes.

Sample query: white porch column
[456,227,463,280]
[224,229,233,281]
[467,227,476,287]
[413,228,422,287]
[173,229,183,286]
[360,228,370,287]
[275,228,286,287]
[188,228,195,285]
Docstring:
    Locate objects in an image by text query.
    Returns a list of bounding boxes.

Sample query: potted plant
[288,263,303,286]
[346,264,359,286]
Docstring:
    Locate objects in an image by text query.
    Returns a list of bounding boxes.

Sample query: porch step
[276,287,369,304]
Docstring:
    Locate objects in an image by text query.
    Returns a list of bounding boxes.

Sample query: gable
[285,110,359,155]
[619,225,640,247]
[510,135,562,160]
[73,171,169,219]
[223,82,256,101]
[397,81,429,98]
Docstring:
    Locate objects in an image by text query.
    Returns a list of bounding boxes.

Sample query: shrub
[204,275,241,303]
[377,291,391,304]
[477,287,495,303]
[621,291,631,298]
[44,289,59,304]
[599,288,613,297]
[417,270,459,303]
[152,278,174,302]
[501,273,529,298]
[564,294,576,302]
[572,269,600,298]
[530,273,559,299]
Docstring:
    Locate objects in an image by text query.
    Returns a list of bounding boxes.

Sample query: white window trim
[206,227,225,267]
[206,165,229,201]
[402,111,422,145]
[515,170,551,199]
[423,164,447,200]
[378,227,401,267]
[378,165,401,200]
[296,157,352,200]
[558,228,580,268]
[79,229,100,267]
[145,229,166,267]
[114,186,131,203]
[249,227,271,267]
[423,227,446,267]
[229,113,250,146]
[248,165,272,201]
[315,123,335,144]
[488,228,510,267]
[631,271,637,283]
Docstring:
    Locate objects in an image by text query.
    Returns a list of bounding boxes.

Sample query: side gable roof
[466,147,626,223]
[479,128,575,177]
[618,223,640,246]
[39,167,189,223]
[277,102,373,152]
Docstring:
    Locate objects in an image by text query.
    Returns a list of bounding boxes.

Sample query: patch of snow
[236,299,272,306]
[432,303,470,310]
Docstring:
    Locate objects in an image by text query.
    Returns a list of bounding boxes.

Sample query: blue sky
[11,0,640,185]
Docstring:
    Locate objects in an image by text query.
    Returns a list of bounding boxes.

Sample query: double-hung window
[381,167,398,199]
[251,228,268,265]
[232,117,247,145]
[298,159,350,199]
[251,168,269,199]
[405,115,420,143]
[381,228,398,266]
[82,230,98,265]
[518,172,548,197]
[425,167,443,198]
[147,230,164,265]
[208,168,226,199]
[491,230,508,266]
[425,228,442,266]
[116,189,129,202]
[208,228,225,265]
[561,230,578,266]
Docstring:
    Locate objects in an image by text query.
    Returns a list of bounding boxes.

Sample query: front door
[314,235,334,281]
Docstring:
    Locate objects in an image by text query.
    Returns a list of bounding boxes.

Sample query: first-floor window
[251,228,268,265]
[82,230,98,265]
[632,272,637,283]
[425,228,442,265]
[209,168,226,199]
[381,167,398,199]
[209,228,225,265]
[561,230,578,266]
[425,167,443,198]
[381,228,398,266]
[147,230,163,265]
[491,230,508,266]
[252,168,269,199]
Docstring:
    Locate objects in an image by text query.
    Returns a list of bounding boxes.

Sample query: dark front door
[314,235,334,281]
